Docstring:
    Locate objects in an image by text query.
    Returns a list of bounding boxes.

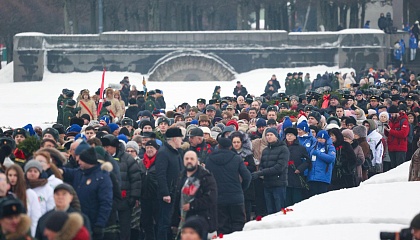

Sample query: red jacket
[385,112,409,152]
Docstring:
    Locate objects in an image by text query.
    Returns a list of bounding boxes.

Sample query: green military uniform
[212,92,221,101]
[154,129,166,142]
[99,108,110,119]
[56,94,65,124]
[331,76,339,91]
[295,77,304,95]
[62,106,80,129]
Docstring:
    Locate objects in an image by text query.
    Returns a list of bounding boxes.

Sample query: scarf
[27,178,48,189]
[143,154,157,169]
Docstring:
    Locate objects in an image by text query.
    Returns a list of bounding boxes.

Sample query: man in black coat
[251,128,290,214]
[125,99,141,122]
[232,81,248,97]
[101,134,141,240]
[206,137,251,235]
[378,13,387,31]
[155,128,184,240]
[171,151,218,239]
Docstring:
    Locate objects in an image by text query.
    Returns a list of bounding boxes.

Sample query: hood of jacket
[364,119,378,130]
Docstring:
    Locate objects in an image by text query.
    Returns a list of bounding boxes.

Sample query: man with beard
[171,151,218,240]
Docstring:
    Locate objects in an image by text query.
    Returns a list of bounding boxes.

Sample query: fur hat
[12,128,27,139]
[284,127,298,137]
[265,128,279,138]
[42,128,59,142]
[126,141,140,154]
[0,197,25,219]
[342,129,354,141]
[198,114,211,125]
[353,125,367,138]
[165,128,183,138]
[100,134,120,147]
[79,147,98,165]
[156,117,170,126]
[238,112,250,122]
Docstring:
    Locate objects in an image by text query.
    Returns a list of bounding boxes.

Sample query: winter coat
[264,81,279,96]
[30,183,55,216]
[117,99,126,117]
[233,86,248,97]
[27,189,42,237]
[409,141,420,181]
[206,149,251,205]
[258,140,289,188]
[235,136,256,200]
[77,99,97,120]
[394,48,402,61]
[410,36,418,49]
[63,164,113,228]
[139,155,158,200]
[115,142,142,210]
[307,140,336,184]
[298,134,317,156]
[105,97,123,121]
[190,141,213,165]
[155,142,183,198]
[385,112,409,152]
[47,174,63,189]
[35,207,92,240]
[62,106,80,129]
[330,133,357,189]
[0,214,32,240]
[124,105,140,122]
[156,96,166,109]
[172,166,218,232]
[286,140,310,188]
[364,119,384,166]
[351,141,365,180]
[378,16,387,30]
[344,74,356,88]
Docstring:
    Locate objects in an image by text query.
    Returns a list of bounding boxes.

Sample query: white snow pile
[0,63,354,127]
[225,161,418,240]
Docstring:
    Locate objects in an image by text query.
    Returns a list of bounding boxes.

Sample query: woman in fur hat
[105,88,123,122]
[113,90,126,118]
[77,89,97,121]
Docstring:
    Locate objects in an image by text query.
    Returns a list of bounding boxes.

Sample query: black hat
[410,213,420,229]
[197,98,206,104]
[128,98,137,105]
[284,127,298,136]
[388,105,399,113]
[308,111,321,123]
[188,128,204,137]
[79,147,98,165]
[298,72,303,75]
[0,197,25,219]
[402,88,409,93]
[279,102,289,109]
[369,96,379,101]
[206,105,216,111]
[140,131,156,138]
[209,99,217,105]
[218,137,232,149]
[45,211,69,232]
[155,89,162,94]
[80,114,91,122]
[67,100,76,106]
[334,72,340,75]
[165,128,183,138]
[119,127,130,137]
[391,85,400,91]
[398,104,407,112]
[304,105,314,112]
[182,216,208,240]
[52,124,65,135]
[12,128,27,139]
[100,134,120,147]
[121,118,133,126]
[287,73,293,77]
[330,95,339,100]
[267,105,277,112]
[345,95,355,100]
[54,183,74,194]
[391,94,400,101]
[148,90,156,95]
[145,140,160,150]
[42,127,59,142]
[0,137,15,154]
[65,90,74,98]
[267,119,277,125]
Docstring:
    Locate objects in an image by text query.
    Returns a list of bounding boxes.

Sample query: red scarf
[143,154,156,169]
[321,94,330,109]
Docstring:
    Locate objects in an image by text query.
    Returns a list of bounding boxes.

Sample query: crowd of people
[1,65,420,240]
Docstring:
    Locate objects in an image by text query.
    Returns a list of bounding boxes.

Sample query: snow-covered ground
[0,62,353,128]
[225,162,418,240]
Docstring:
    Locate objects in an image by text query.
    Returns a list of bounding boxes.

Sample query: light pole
[98,0,103,33]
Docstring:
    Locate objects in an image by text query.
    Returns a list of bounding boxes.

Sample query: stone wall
[13,30,402,82]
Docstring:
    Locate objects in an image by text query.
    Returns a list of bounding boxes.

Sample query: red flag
[97,67,106,116]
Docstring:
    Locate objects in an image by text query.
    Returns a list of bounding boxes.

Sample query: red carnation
[244,162,249,166]
[255,215,263,221]
[288,160,295,166]
[218,233,224,238]
[121,190,127,198]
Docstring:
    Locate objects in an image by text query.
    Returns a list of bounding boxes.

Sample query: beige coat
[77,99,97,120]
[409,142,420,181]
[252,128,268,167]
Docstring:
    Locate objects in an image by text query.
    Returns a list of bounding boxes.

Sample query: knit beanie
[108,123,119,134]
[256,118,267,128]
[79,147,98,165]
[410,213,420,229]
[297,120,310,133]
[353,125,367,138]
[126,141,140,154]
[45,211,68,232]
[75,141,90,155]
[182,216,208,240]
[24,160,43,174]
[265,128,279,138]
[316,130,330,140]
[226,120,239,131]
[342,129,354,141]
[282,117,293,131]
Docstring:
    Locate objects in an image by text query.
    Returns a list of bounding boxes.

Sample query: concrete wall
[13,30,401,82]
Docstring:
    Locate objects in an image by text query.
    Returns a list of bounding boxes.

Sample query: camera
[380,228,412,240]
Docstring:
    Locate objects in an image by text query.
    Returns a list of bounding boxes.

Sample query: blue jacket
[63,165,113,228]
[410,36,418,49]
[394,49,402,61]
[400,39,406,54]
[298,134,317,155]
[307,140,336,184]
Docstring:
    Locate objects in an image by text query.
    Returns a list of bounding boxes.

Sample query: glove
[93,227,104,240]
[251,172,260,180]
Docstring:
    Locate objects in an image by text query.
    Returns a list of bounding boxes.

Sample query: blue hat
[118,134,128,143]
[355,90,363,95]
[316,130,330,140]
[282,117,292,131]
[256,118,267,128]
[23,124,36,136]
[67,124,82,133]
[75,141,90,155]
[108,123,119,133]
[74,133,87,141]
[190,119,199,125]
[100,116,111,125]
[297,120,310,133]
[265,128,279,138]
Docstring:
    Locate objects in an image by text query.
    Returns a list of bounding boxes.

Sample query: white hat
[199,127,211,135]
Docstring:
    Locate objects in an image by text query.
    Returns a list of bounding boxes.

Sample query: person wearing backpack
[362,119,384,177]
[385,105,409,169]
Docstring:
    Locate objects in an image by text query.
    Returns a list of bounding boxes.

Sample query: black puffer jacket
[259,140,290,188]
[139,155,158,200]
[116,142,142,210]
[172,166,218,232]
[206,149,251,205]
[286,140,310,188]
[155,142,183,198]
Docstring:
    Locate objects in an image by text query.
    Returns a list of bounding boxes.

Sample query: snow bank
[0,62,13,84]
[362,161,410,185]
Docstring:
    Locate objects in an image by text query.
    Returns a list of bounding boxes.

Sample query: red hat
[226,120,239,131]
